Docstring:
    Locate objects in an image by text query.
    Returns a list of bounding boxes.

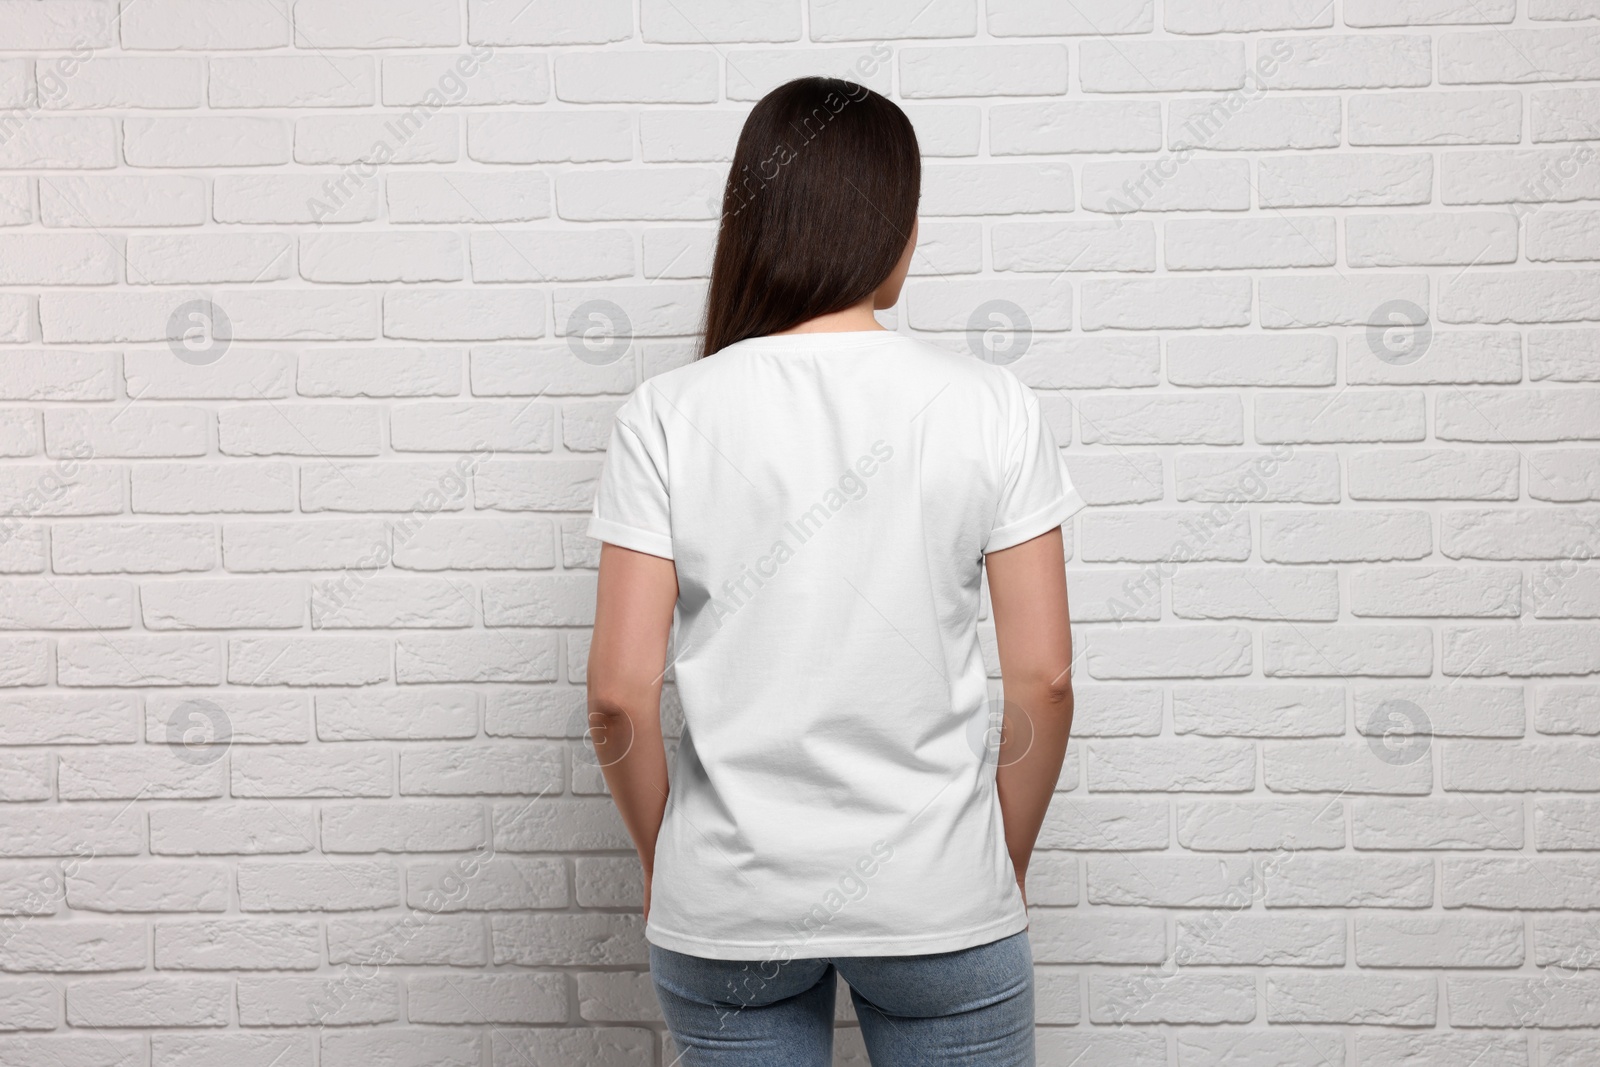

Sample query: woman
[585,76,1079,1066]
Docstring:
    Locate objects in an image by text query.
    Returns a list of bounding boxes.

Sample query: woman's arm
[588,542,679,921]
[984,526,1074,907]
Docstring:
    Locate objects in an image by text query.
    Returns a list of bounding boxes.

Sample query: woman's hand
[643,867,653,923]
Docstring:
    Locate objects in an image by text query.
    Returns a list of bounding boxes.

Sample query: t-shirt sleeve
[588,406,674,560]
[984,381,1084,554]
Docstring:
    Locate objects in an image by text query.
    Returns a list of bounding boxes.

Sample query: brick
[321,800,484,853]
[320,1031,480,1067]
[326,915,486,966]
[723,47,893,101]
[296,114,458,165]
[555,168,720,222]
[1260,152,1433,207]
[1034,796,1168,851]
[235,975,398,1026]
[399,744,562,795]
[1442,148,1600,205]
[1459,266,1600,324]
[1,922,145,972]
[1265,974,1436,1025]
[1085,626,1252,679]
[210,55,373,107]
[223,519,389,572]
[1443,507,1600,559]
[237,860,399,911]
[467,111,629,164]
[67,978,230,1026]
[1264,740,1433,793]
[1180,1032,1348,1066]
[66,862,230,912]
[1443,741,1600,790]
[151,804,315,855]
[1090,973,1255,1024]
[1538,685,1600,735]
[1443,857,1600,908]
[1081,40,1244,92]
[1262,510,1432,562]
[1082,160,1251,215]
[1256,391,1426,443]
[577,970,664,1023]
[293,0,458,46]
[1348,449,1519,500]
[641,0,798,42]
[1062,452,1162,506]
[297,348,460,397]
[408,972,565,1023]
[990,102,1162,155]
[1173,685,1344,737]
[1087,856,1254,908]
[924,163,1075,216]
[1087,740,1255,792]
[1350,329,1523,389]
[120,0,291,49]
[1174,914,1346,966]
[1353,685,1525,737]
[554,51,715,104]
[491,913,645,965]
[1349,90,1521,145]
[807,0,975,40]
[1345,0,1514,25]
[1264,855,1434,908]
[215,174,379,224]
[387,52,548,107]
[1353,798,1525,849]
[156,919,321,970]
[1347,211,1519,266]
[1259,34,1433,88]
[490,1029,653,1067]
[1449,976,1600,1027]
[1356,1033,1528,1066]
[1171,567,1339,621]
[492,798,630,851]
[1082,511,1249,564]
[232,746,391,798]
[1533,88,1600,143]
[1167,0,1332,31]
[987,0,1152,35]
[1441,27,1600,83]
[1170,96,1342,151]
[408,856,566,911]
[1177,799,1345,851]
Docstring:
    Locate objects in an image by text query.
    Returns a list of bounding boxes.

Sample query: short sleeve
[984,382,1083,554]
[588,410,674,560]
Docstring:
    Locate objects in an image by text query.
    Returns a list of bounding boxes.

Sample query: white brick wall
[0,1,1597,1064]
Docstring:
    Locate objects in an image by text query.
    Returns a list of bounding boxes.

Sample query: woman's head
[699,77,921,357]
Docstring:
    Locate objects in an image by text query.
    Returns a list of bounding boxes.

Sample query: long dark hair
[699,77,921,358]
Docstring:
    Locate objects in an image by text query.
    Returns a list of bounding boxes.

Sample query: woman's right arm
[985,525,1075,908]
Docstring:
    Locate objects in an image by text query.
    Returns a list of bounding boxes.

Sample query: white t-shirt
[588,330,1082,960]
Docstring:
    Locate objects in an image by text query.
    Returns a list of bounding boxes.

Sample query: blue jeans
[649,931,1034,1066]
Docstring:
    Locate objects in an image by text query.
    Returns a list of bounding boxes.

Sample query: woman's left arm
[588,542,679,921]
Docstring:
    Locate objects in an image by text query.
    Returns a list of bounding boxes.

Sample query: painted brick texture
[1,1,1598,1064]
